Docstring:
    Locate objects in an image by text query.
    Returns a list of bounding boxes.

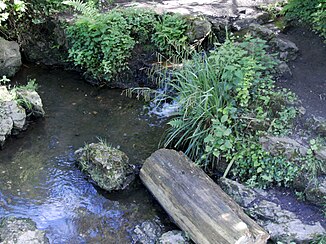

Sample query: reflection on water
[0,65,170,243]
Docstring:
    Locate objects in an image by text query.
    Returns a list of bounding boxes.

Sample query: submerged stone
[75,142,135,191]
[0,217,49,244]
[158,230,190,244]
[131,220,163,244]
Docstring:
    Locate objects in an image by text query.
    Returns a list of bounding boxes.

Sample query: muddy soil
[278,26,326,118]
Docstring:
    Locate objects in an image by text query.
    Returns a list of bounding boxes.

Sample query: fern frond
[168,119,184,128]
[63,0,98,17]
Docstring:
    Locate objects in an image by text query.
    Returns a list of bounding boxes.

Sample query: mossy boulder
[75,142,135,191]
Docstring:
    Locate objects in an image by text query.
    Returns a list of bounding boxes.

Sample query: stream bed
[0,65,171,243]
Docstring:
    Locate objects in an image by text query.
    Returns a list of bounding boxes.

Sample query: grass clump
[155,35,300,188]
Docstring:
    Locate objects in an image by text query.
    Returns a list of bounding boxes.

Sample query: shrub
[152,13,188,55]
[65,4,193,84]
[119,8,157,43]
[66,11,135,82]
[283,0,326,40]
[156,36,299,187]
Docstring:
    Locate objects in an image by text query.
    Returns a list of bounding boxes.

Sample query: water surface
[0,65,170,243]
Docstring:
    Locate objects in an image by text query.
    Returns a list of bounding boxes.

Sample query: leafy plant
[154,35,299,187]
[152,13,189,55]
[66,10,135,83]
[119,8,157,43]
[63,0,98,17]
[300,138,325,185]
[283,0,326,40]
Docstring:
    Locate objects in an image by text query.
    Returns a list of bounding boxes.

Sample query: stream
[0,65,172,243]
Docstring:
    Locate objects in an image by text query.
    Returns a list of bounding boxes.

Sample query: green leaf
[221,115,228,123]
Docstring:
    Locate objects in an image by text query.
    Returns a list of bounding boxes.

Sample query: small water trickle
[147,83,180,118]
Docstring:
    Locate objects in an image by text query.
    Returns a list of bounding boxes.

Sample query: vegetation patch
[152,35,308,188]
[64,1,190,84]
[283,0,326,40]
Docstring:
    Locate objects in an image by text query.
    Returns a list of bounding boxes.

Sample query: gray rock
[218,178,256,208]
[270,37,299,61]
[276,61,292,78]
[131,220,162,244]
[0,86,26,130]
[0,85,44,146]
[305,116,326,138]
[305,177,326,207]
[260,135,325,164]
[249,23,276,40]
[0,37,22,77]
[0,86,14,101]
[260,136,308,160]
[16,89,45,117]
[219,178,326,243]
[316,120,326,137]
[0,86,26,145]
[3,100,26,130]
[75,142,135,191]
[232,11,271,31]
[253,200,325,243]
[157,230,189,244]
[0,217,49,244]
[316,147,326,162]
[0,107,13,146]
[186,17,212,44]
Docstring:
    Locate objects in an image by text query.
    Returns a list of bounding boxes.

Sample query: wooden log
[140,149,269,244]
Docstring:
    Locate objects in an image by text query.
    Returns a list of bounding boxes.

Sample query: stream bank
[0,1,325,243]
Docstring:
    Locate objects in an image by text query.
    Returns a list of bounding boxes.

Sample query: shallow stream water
[0,65,171,243]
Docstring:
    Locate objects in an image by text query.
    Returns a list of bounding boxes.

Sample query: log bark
[140,149,269,244]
